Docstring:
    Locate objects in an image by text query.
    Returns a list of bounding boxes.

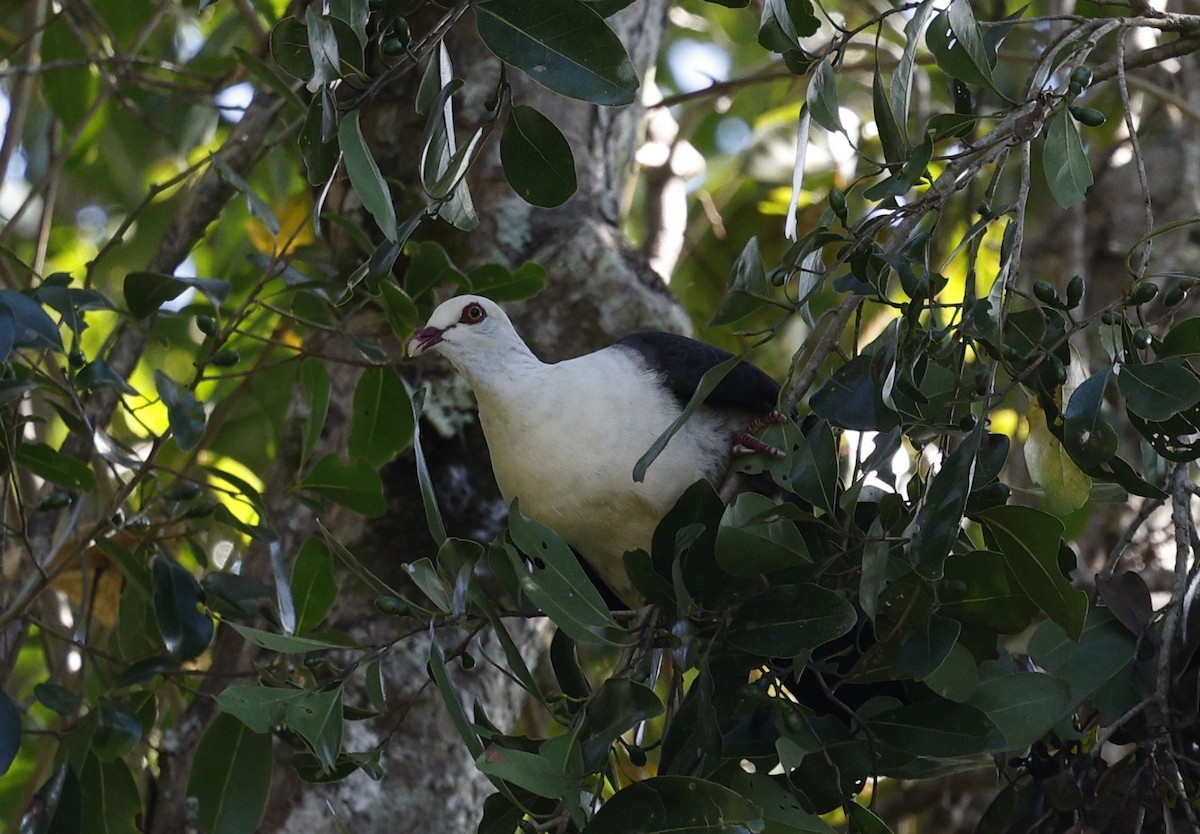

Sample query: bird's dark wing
[615,331,779,414]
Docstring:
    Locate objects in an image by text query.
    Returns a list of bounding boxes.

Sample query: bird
[407,294,782,606]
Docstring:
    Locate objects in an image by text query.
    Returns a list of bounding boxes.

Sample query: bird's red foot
[733,410,787,457]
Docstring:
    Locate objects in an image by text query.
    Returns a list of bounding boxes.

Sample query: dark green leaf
[285,686,342,771]
[1042,108,1093,208]
[939,551,1037,634]
[123,272,188,318]
[968,670,1070,750]
[270,16,314,81]
[92,699,142,761]
[1063,368,1118,467]
[890,0,936,144]
[75,359,138,395]
[152,555,213,662]
[1028,607,1140,723]
[187,713,273,834]
[501,105,577,207]
[922,641,978,702]
[810,354,899,431]
[300,454,386,517]
[15,442,95,491]
[339,110,398,240]
[299,92,339,185]
[0,688,19,776]
[348,366,414,466]
[299,358,330,467]
[908,425,981,578]
[1118,359,1200,421]
[577,678,664,769]
[790,419,839,514]
[80,754,141,834]
[709,237,769,326]
[715,492,810,576]
[304,8,341,90]
[873,65,906,166]
[225,621,351,654]
[1159,316,1200,357]
[0,289,64,350]
[980,505,1086,640]
[870,699,1003,757]
[728,584,857,656]
[34,682,81,716]
[410,387,448,544]
[945,0,996,89]
[428,628,486,759]
[292,538,336,634]
[113,656,178,690]
[806,57,840,132]
[29,764,82,834]
[477,742,579,800]
[476,0,639,106]
[154,371,206,451]
[507,503,626,646]
[466,261,548,303]
[925,6,992,90]
[584,776,765,834]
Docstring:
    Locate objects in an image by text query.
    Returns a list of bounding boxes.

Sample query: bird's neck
[459,342,547,407]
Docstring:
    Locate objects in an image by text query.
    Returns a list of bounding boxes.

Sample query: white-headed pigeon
[408,295,781,605]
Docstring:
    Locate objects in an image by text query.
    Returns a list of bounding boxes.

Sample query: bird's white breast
[472,348,733,602]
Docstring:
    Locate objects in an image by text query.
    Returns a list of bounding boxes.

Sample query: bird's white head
[407,295,536,379]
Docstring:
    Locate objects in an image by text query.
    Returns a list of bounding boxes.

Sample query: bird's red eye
[461,302,487,324]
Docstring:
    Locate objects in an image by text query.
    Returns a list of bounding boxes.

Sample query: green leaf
[1063,368,1118,467]
[299,358,330,468]
[34,682,81,716]
[890,0,936,144]
[0,689,20,776]
[300,454,386,517]
[466,261,548,303]
[154,370,206,451]
[979,505,1086,640]
[501,105,577,207]
[576,678,664,770]
[0,289,64,350]
[15,442,95,491]
[476,0,639,106]
[709,237,770,327]
[506,503,626,646]
[869,699,1004,757]
[299,92,340,186]
[218,686,303,733]
[1159,316,1200,357]
[410,387,448,544]
[80,754,141,834]
[1118,359,1200,421]
[427,628,486,760]
[285,686,342,771]
[908,424,981,578]
[92,698,143,761]
[790,419,839,514]
[292,538,336,634]
[715,492,810,576]
[152,554,214,662]
[633,354,744,481]
[270,16,314,81]
[1028,607,1140,723]
[210,156,280,237]
[584,776,765,834]
[1042,108,1093,208]
[348,366,414,466]
[810,354,899,431]
[727,584,857,657]
[339,110,398,240]
[477,743,579,800]
[968,670,1070,750]
[939,551,1037,635]
[187,713,273,834]
[872,65,906,166]
[925,4,994,90]
[806,57,841,132]
[724,771,835,833]
[225,621,351,654]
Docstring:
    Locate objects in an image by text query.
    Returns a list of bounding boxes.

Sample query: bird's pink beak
[408,326,445,357]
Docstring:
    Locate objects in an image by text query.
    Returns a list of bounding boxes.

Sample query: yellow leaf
[247,193,315,255]
[1024,399,1091,515]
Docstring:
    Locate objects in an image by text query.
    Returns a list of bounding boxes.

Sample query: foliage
[1,0,1199,833]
